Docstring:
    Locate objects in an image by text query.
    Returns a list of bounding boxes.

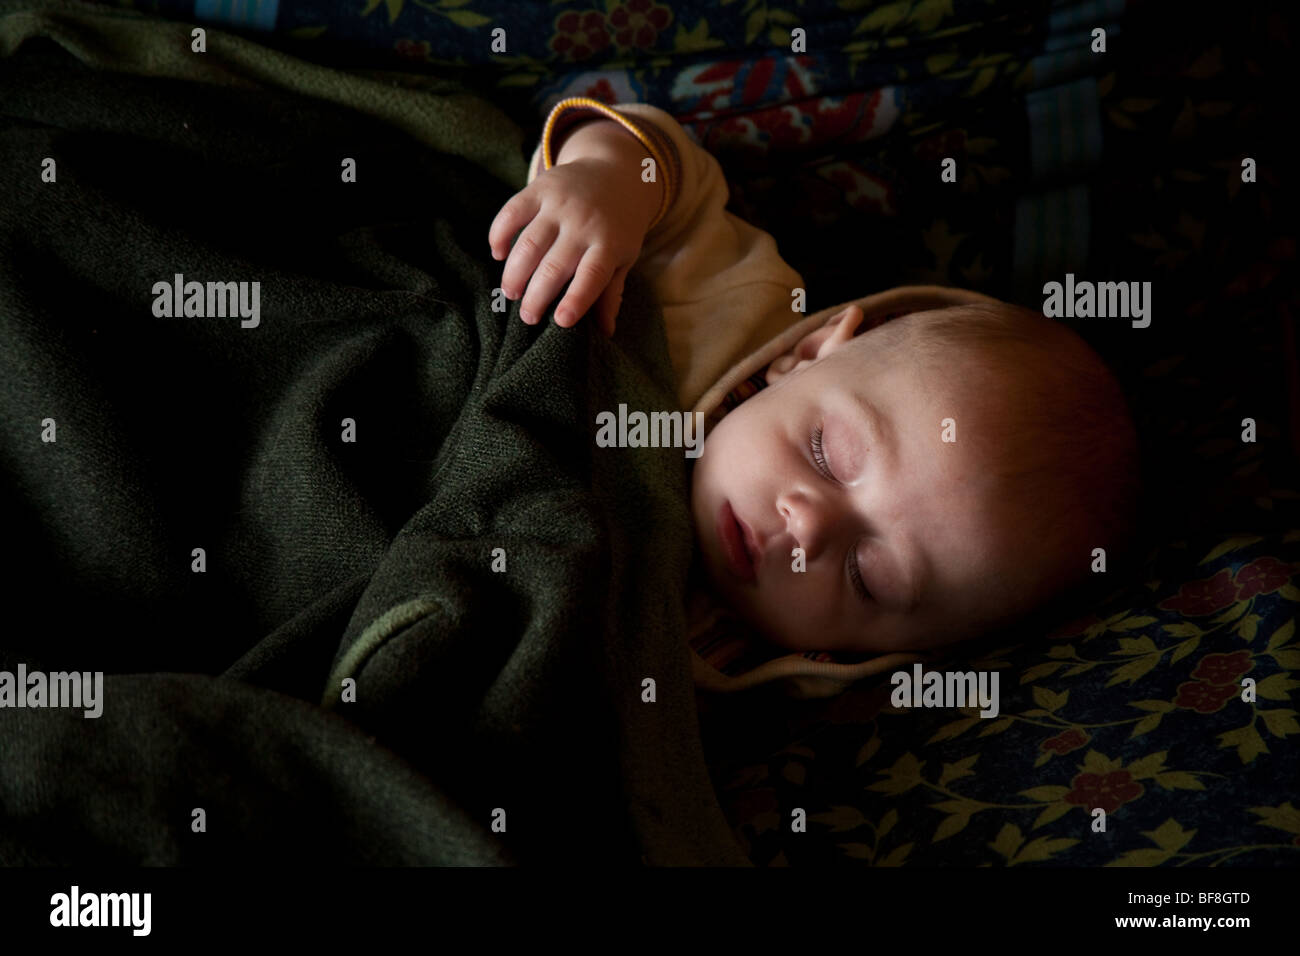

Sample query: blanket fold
[0,0,749,866]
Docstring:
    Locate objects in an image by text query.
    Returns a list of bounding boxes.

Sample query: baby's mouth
[716,500,756,583]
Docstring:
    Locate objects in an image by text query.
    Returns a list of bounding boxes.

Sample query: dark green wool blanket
[0,0,748,865]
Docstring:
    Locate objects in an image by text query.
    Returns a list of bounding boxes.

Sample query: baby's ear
[765,304,866,385]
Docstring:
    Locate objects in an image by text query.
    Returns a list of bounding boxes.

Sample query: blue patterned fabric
[193,0,278,31]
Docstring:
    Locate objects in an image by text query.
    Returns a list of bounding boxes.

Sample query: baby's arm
[489,104,670,335]
[602,105,807,408]
[500,98,805,408]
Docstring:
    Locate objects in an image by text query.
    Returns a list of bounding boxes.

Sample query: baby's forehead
[862,320,1048,394]
[834,327,997,393]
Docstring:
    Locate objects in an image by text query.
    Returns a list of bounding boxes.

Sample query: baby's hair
[862,301,1143,618]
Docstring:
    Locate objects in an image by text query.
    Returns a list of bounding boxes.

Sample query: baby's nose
[778,493,836,560]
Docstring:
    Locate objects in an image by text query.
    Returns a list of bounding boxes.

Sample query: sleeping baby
[488,97,1141,698]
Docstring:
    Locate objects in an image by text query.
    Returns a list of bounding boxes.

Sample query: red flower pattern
[394,38,430,60]
[1158,568,1237,615]
[1190,650,1252,685]
[1174,680,1239,713]
[551,10,610,61]
[575,77,619,105]
[1235,556,1291,599]
[1065,770,1143,813]
[1041,728,1089,755]
[609,0,671,50]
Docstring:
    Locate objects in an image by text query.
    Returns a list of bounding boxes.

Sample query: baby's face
[690,311,1064,655]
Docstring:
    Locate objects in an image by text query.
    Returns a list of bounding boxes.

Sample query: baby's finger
[488,191,541,262]
[554,250,615,328]
[597,302,617,338]
[500,218,560,306]
[594,265,629,336]
[519,237,585,326]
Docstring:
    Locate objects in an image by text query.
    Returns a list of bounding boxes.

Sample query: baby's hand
[488,155,656,337]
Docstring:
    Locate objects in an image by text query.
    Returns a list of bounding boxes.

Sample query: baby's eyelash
[810,423,833,479]
[812,421,870,603]
[846,548,873,603]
